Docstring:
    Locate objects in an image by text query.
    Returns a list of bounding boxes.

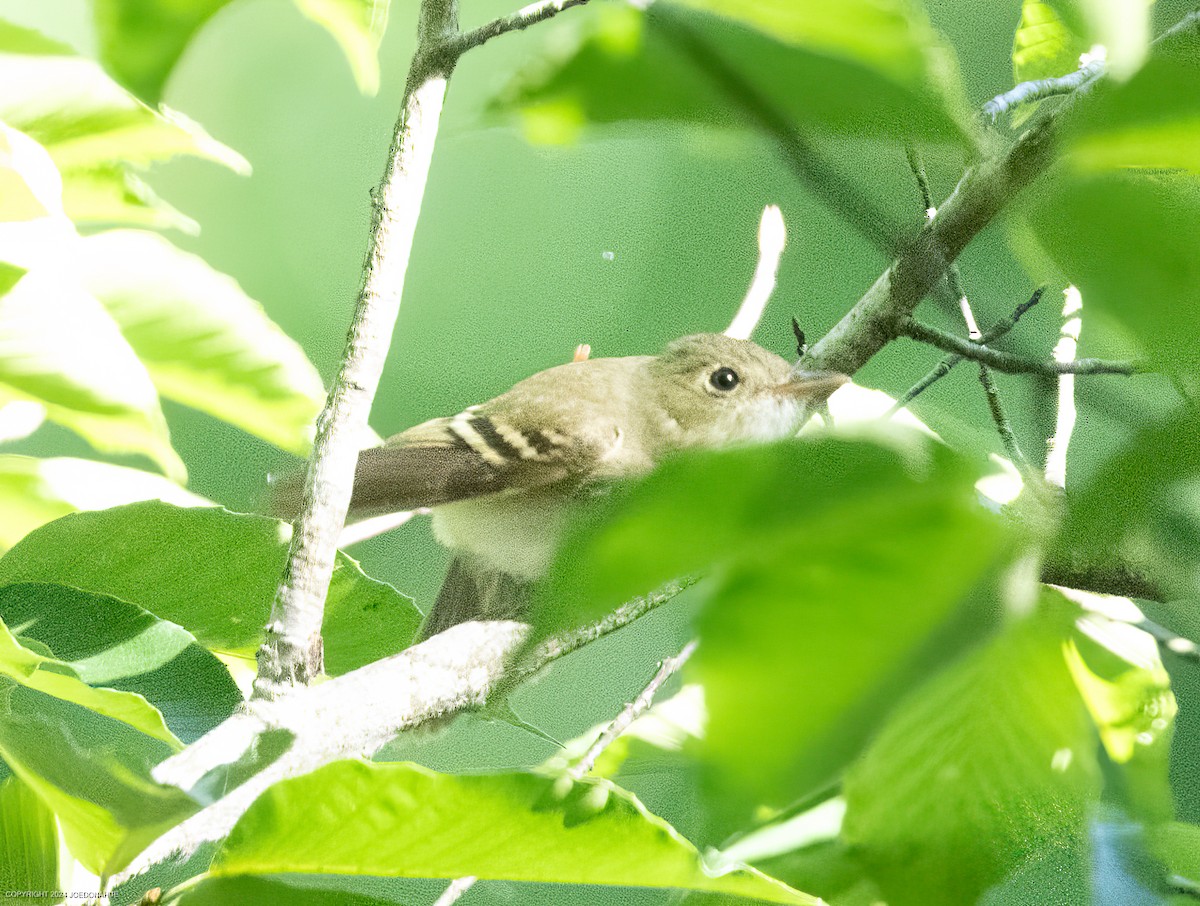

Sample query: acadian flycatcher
[326,332,847,638]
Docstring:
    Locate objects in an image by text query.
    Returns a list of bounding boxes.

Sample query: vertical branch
[1045,286,1083,487]
[254,0,461,699]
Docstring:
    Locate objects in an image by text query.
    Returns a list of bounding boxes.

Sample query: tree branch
[569,639,697,779]
[982,59,1106,123]
[901,318,1138,376]
[889,287,1046,412]
[253,0,462,698]
[905,146,1027,467]
[116,581,692,885]
[1045,286,1083,487]
[725,205,786,341]
[448,0,592,56]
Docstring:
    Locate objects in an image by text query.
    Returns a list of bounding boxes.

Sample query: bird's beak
[776,370,850,401]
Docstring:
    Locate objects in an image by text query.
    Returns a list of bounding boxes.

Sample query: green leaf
[840,599,1102,906]
[168,875,410,906]
[0,614,178,746]
[93,0,388,103]
[78,230,325,456]
[1044,0,1151,80]
[0,683,197,876]
[208,760,818,903]
[0,454,207,552]
[494,1,971,145]
[0,502,422,675]
[0,18,248,230]
[1013,1,1086,85]
[0,264,185,480]
[0,122,62,223]
[0,776,59,905]
[0,582,242,744]
[294,0,389,95]
[1059,409,1200,600]
[1026,172,1200,374]
[1062,26,1200,172]
[537,434,1003,634]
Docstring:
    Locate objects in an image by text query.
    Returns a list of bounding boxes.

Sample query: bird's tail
[418,557,532,641]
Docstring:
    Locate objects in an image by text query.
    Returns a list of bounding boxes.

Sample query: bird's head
[648,333,847,448]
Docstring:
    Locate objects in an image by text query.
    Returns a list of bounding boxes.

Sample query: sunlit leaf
[1013,1,1085,86]
[0,266,184,480]
[93,0,388,103]
[0,614,178,746]
[1,582,242,743]
[207,760,818,903]
[78,230,325,456]
[0,682,197,876]
[294,0,389,95]
[1063,26,1200,172]
[841,599,1102,906]
[494,1,971,145]
[0,776,58,904]
[0,18,247,230]
[0,122,62,223]
[0,502,422,675]
[1044,0,1150,80]
[0,454,207,552]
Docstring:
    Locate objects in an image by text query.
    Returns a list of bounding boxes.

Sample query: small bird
[343,333,847,638]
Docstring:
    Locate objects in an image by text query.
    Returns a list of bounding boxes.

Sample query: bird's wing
[347,403,617,518]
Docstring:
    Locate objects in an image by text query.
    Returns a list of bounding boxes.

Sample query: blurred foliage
[0,0,1198,904]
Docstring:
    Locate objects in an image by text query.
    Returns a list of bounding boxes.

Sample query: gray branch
[448,0,593,56]
[890,287,1046,412]
[982,59,1106,123]
[901,318,1139,376]
[253,0,462,698]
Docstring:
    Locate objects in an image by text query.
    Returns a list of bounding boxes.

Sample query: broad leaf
[208,759,817,903]
[1013,1,1085,86]
[0,614,178,746]
[1044,0,1150,80]
[1027,172,1200,374]
[0,683,197,876]
[840,599,1102,906]
[0,18,247,230]
[93,0,388,103]
[494,1,971,145]
[0,502,422,675]
[78,230,325,456]
[0,454,207,552]
[0,582,242,743]
[1060,409,1200,600]
[687,439,1009,828]
[0,776,59,904]
[0,265,184,480]
[1062,25,1200,172]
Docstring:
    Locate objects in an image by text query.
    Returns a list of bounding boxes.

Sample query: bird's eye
[709,367,740,391]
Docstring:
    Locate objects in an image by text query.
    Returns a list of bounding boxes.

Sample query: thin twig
[253,0,461,699]
[1045,286,1083,487]
[658,7,904,257]
[433,876,478,906]
[905,147,1026,466]
[889,287,1046,412]
[901,319,1139,376]
[982,59,1106,123]
[447,0,592,56]
[726,206,786,340]
[569,639,698,779]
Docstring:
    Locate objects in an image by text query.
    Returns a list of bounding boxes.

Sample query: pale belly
[430,489,571,581]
